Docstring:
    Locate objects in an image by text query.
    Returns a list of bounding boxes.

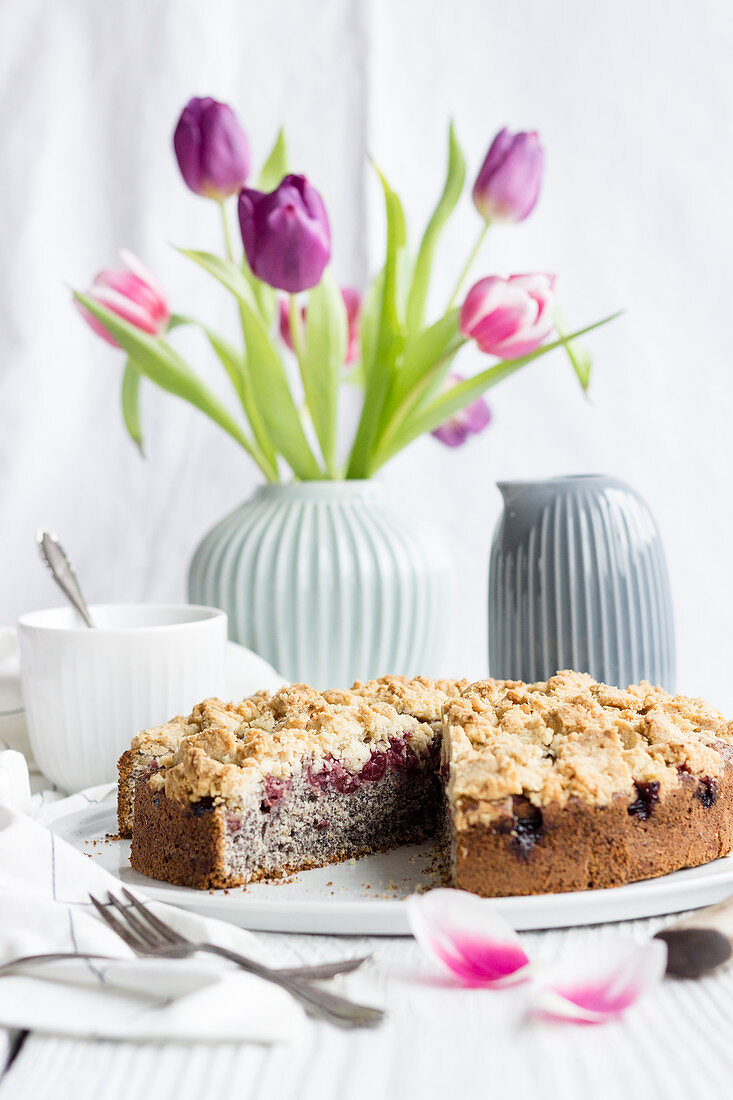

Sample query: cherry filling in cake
[627,780,660,820]
[219,744,441,885]
[492,796,545,859]
[695,777,718,808]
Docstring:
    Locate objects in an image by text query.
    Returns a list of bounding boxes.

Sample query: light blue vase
[489,475,676,689]
[188,481,452,688]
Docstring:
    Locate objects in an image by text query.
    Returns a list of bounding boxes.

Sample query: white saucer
[51,802,733,935]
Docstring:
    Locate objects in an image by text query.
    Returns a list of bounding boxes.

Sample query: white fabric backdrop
[2,0,732,708]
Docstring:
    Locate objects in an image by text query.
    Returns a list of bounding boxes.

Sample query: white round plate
[52,802,733,934]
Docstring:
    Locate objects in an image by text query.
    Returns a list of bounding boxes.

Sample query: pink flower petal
[507,272,557,296]
[118,248,167,305]
[87,286,161,335]
[470,299,534,352]
[94,270,167,327]
[407,889,531,988]
[460,276,527,336]
[532,938,667,1024]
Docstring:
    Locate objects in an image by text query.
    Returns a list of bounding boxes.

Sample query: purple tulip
[238,174,331,292]
[473,128,543,223]
[432,374,491,448]
[173,97,250,200]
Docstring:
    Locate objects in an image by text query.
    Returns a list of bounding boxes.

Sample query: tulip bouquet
[74,97,616,482]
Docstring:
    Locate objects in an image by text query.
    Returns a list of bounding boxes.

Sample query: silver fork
[0,949,366,982]
[90,889,384,1029]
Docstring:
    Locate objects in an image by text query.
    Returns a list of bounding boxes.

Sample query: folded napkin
[0,750,305,1043]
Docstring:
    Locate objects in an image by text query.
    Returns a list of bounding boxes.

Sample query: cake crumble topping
[149,685,437,808]
[445,670,733,827]
[327,675,469,725]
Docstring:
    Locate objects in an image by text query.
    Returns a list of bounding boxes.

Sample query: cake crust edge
[130,778,229,889]
[117,749,138,838]
[452,763,733,897]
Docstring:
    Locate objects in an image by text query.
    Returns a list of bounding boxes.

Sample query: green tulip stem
[289,294,306,362]
[217,200,280,482]
[288,293,326,467]
[218,200,237,264]
[446,221,490,310]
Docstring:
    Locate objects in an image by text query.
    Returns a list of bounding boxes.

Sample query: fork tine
[120,888,186,946]
[104,892,161,949]
[89,893,147,953]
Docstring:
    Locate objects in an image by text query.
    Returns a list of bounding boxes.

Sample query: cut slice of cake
[118,677,465,838]
[442,671,733,896]
[129,686,443,888]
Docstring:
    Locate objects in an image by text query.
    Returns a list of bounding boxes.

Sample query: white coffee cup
[17,604,228,792]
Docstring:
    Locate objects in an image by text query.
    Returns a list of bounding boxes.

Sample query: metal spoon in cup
[37,530,95,628]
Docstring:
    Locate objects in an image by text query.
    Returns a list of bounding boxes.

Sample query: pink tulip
[432,374,491,447]
[279,286,362,365]
[460,273,556,359]
[76,250,170,347]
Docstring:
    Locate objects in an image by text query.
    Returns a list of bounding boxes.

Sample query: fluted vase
[488,475,676,689]
[189,481,452,688]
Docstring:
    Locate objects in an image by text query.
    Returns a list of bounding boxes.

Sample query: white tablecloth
[2,916,733,1100]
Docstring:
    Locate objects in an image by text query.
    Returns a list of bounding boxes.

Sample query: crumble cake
[444,671,733,895]
[121,671,733,895]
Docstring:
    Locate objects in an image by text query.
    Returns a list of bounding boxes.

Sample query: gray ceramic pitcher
[488,475,676,689]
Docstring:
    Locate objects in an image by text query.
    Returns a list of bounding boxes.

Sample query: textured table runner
[2,918,733,1100]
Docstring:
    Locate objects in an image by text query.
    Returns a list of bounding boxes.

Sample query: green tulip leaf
[301,269,348,476]
[237,297,324,479]
[346,164,407,477]
[554,307,593,393]
[358,266,383,382]
[74,291,275,477]
[406,122,466,336]
[370,312,622,472]
[376,309,464,443]
[176,248,279,473]
[257,127,289,192]
[244,266,277,327]
[121,359,144,456]
[160,312,252,417]
[205,329,249,406]
[176,248,258,312]
[344,360,366,387]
